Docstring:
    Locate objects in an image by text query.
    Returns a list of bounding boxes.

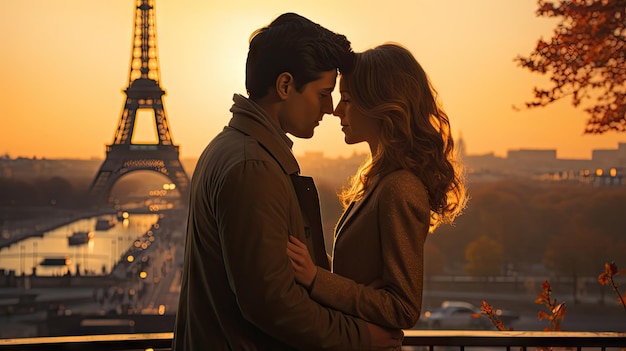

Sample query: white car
[416,301,494,330]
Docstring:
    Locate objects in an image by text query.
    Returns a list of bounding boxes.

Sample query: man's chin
[290,131,315,139]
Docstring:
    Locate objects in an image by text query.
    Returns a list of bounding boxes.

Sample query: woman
[287,43,467,330]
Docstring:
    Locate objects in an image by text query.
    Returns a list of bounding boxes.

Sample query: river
[0,213,159,277]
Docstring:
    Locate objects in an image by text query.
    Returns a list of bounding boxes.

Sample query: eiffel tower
[89,0,189,205]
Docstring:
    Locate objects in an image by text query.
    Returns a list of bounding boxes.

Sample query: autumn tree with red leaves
[516,0,626,133]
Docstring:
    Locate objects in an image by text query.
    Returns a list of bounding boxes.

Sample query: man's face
[279,69,337,138]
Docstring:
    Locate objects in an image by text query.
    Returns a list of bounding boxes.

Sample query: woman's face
[333,77,380,150]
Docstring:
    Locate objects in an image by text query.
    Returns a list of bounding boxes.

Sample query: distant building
[456,133,467,159]
[591,142,626,167]
[507,149,556,161]
[463,143,626,186]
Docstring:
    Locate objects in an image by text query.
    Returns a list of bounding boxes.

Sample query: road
[421,290,626,332]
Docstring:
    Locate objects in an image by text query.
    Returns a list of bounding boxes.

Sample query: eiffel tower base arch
[89,145,189,207]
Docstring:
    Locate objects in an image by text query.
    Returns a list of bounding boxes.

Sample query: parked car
[414,300,519,330]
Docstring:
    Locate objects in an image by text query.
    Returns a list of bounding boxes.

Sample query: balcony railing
[0,330,624,351]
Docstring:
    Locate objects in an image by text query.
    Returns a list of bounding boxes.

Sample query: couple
[173,12,466,351]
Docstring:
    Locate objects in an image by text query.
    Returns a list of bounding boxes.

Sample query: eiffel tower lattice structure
[89,0,189,206]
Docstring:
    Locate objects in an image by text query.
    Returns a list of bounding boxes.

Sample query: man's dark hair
[245,13,355,100]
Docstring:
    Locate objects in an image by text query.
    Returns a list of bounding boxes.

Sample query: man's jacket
[172,94,370,350]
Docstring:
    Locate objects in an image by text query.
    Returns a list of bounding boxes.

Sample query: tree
[516,0,625,133]
[543,225,612,276]
[465,235,504,276]
[40,176,74,206]
[424,241,446,275]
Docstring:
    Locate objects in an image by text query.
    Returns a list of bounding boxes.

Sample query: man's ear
[276,72,293,100]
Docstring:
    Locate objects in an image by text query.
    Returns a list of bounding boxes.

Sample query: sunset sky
[1,0,625,161]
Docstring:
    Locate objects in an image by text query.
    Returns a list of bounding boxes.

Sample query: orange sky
[1,0,625,161]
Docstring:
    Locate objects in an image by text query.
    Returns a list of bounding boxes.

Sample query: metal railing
[403,330,626,349]
[0,330,624,351]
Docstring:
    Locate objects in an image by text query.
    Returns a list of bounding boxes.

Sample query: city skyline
[4,137,626,162]
[2,1,626,161]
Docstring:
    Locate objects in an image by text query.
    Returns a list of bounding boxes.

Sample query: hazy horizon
[4,141,624,162]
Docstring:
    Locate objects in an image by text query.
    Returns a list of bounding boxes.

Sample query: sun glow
[1,1,625,160]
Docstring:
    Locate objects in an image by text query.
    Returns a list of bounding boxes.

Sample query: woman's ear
[276,72,293,100]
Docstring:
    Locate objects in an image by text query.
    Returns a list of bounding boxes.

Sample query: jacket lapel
[334,176,382,240]
[334,202,354,239]
[290,175,330,270]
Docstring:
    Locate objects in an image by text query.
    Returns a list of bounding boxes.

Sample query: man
[172,12,403,351]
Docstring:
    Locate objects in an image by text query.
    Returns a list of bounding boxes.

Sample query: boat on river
[95,217,116,231]
[68,231,93,246]
[40,257,70,266]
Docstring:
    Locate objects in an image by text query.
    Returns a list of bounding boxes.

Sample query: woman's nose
[333,103,344,117]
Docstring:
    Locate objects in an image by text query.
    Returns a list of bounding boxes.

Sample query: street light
[20,244,25,276]
[111,240,116,272]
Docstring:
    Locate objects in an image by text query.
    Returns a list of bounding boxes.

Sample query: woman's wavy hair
[339,43,467,229]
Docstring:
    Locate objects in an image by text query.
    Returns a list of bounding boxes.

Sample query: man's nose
[322,96,334,114]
